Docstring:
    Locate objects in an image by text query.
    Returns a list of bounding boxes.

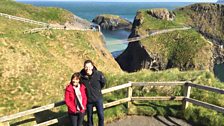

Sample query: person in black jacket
[80,60,106,126]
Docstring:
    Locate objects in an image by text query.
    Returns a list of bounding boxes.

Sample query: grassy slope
[135,9,184,36]
[0,0,74,24]
[133,8,213,70]
[174,3,224,42]
[141,29,213,70]
[0,2,120,117]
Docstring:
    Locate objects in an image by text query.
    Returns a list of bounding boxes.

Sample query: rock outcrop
[116,4,223,72]
[92,14,132,31]
[147,8,175,21]
[115,42,162,72]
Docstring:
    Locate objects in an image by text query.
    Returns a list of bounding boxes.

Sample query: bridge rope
[106,27,191,46]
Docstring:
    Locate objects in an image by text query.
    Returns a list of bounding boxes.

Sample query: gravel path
[107,115,192,126]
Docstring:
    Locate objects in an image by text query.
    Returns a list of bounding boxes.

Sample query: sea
[17,1,224,82]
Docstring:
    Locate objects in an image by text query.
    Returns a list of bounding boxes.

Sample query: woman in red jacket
[65,72,87,126]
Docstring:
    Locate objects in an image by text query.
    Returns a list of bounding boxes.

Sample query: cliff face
[176,3,224,65]
[148,8,176,21]
[117,29,214,72]
[116,42,156,72]
[116,4,222,72]
[177,3,224,45]
[92,14,132,30]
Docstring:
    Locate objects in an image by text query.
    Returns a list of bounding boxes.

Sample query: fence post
[183,81,191,109]
[127,81,133,114]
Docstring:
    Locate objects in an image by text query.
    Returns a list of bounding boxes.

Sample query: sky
[16,0,218,2]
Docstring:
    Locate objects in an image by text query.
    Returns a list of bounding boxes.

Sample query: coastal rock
[177,3,224,45]
[92,14,132,30]
[116,42,163,72]
[116,4,222,72]
[178,3,224,65]
[147,8,175,21]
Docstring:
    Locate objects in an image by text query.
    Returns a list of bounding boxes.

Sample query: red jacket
[65,83,87,114]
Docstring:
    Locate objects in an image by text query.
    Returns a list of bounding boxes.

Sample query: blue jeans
[69,112,85,126]
[87,98,104,126]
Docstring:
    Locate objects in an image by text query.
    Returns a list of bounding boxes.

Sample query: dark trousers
[69,112,85,126]
[86,98,104,126]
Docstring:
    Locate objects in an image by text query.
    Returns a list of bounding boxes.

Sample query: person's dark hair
[70,72,81,83]
[84,60,94,67]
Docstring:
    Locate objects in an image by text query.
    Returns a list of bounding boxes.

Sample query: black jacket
[80,68,106,103]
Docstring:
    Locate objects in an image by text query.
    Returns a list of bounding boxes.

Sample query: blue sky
[16,0,217,2]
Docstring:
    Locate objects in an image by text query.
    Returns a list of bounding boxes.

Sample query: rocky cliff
[148,8,176,21]
[176,3,224,65]
[176,3,224,45]
[92,14,132,30]
[116,4,223,72]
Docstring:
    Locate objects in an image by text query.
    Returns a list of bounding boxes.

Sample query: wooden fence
[0,12,95,33]
[0,13,49,27]
[0,81,224,126]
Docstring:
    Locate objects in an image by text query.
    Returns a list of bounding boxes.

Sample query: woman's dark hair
[84,60,94,67]
[70,72,81,83]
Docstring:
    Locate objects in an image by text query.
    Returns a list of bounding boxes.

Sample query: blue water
[17,2,193,22]
[17,1,193,52]
[214,64,224,82]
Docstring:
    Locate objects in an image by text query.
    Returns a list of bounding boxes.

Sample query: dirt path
[107,115,192,126]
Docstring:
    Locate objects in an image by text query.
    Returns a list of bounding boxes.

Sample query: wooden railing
[0,81,224,126]
[0,13,49,27]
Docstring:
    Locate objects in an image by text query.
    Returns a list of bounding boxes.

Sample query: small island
[92,14,132,31]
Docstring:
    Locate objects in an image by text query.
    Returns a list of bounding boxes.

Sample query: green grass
[103,69,224,125]
[135,4,224,43]
[184,106,224,126]
[137,9,184,30]
[99,69,224,125]
[0,0,74,24]
[173,10,192,25]
[174,3,224,42]
[98,14,131,25]
[0,14,120,117]
[101,14,120,19]
[140,29,212,70]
